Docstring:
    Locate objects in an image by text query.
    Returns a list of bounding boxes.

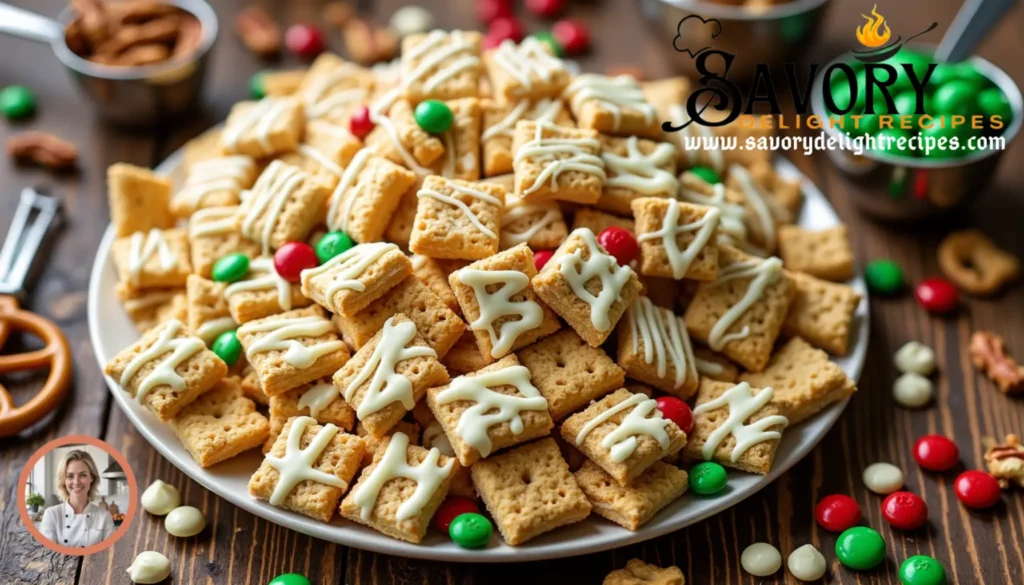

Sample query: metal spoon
[935,0,1018,62]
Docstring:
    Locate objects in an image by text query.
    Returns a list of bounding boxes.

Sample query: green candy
[0,85,36,120]
[212,253,250,283]
[250,72,267,99]
[978,87,1012,125]
[893,91,931,118]
[950,62,990,89]
[932,80,979,117]
[414,99,454,134]
[858,113,882,135]
[835,526,886,570]
[689,166,722,185]
[927,63,959,89]
[883,50,931,96]
[864,259,904,294]
[873,127,915,157]
[315,231,354,264]
[531,31,564,58]
[268,574,312,585]
[899,555,947,585]
[448,512,492,549]
[211,330,242,366]
[689,461,728,495]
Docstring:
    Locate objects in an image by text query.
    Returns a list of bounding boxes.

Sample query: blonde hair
[55,450,101,503]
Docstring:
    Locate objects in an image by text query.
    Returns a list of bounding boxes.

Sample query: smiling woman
[38,450,115,548]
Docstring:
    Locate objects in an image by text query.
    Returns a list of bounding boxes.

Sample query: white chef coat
[39,502,115,548]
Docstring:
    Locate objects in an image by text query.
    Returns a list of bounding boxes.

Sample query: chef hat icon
[673,15,723,58]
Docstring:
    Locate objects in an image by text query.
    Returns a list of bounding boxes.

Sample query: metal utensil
[936,0,1017,62]
[0,0,219,126]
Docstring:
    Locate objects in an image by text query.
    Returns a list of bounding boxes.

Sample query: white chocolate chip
[894,341,937,376]
[423,421,455,457]
[127,551,171,584]
[741,542,782,577]
[141,480,181,516]
[165,506,206,537]
[787,544,827,581]
[893,372,934,408]
[389,7,433,37]
[862,462,904,495]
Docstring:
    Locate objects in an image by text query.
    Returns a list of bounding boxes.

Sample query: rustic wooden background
[1,0,1023,583]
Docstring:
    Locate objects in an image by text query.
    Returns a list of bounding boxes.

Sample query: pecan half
[983,434,1024,489]
[115,43,171,66]
[342,19,397,65]
[95,15,180,58]
[6,132,78,170]
[235,6,281,58]
[970,331,1024,393]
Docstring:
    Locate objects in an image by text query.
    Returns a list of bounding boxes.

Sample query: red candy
[284,24,325,58]
[815,494,861,532]
[533,249,554,271]
[655,396,693,434]
[597,227,639,266]
[488,16,525,43]
[433,496,480,532]
[914,277,959,313]
[954,470,1001,509]
[913,434,959,472]
[349,106,374,139]
[274,242,319,283]
[476,0,513,23]
[552,20,590,55]
[527,0,566,18]
[882,491,928,530]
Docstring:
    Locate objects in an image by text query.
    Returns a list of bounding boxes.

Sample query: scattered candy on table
[893,372,934,408]
[274,242,319,283]
[141,479,181,516]
[894,341,937,376]
[414,99,454,134]
[211,330,242,367]
[656,396,694,434]
[787,544,827,582]
[689,165,722,184]
[915,277,959,313]
[477,0,513,23]
[882,491,928,530]
[689,461,728,495]
[389,6,434,37]
[164,505,206,537]
[212,253,250,283]
[315,231,355,264]
[433,496,481,532]
[533,249,554,271]
[488,16,525,44]
[862,462,905,495]
[913,434,960,472]
[740,542,782,577]
[268,574,312,585]
[448,512,493,549]
[953,470,1002,509]
[0,85,37,120]
[899,555,947,585]
[835,526,886,570]
[815,494,861,532]
[284,24,325,58]
[526,0,566,18]
[864,259,905,294]
[349,106,374,139]
[597,227,639,266]
[127,551,172,584]
[552,20,590,55]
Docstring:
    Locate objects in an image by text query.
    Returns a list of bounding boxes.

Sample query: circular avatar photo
[18,435,138,555]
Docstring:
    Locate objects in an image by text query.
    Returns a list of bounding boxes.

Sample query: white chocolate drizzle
[224,256,293,311]
[668,104,724,172]
[341,317,437,419]
[707,255,784,350]
[729,163,777,248]
[300,242,398,308]
[297,380,340,419]
[563,74,655,131]
[423,421,456,457]
[196,316,237,345]
[222,98,291,154]
[326,148,374,233]
[627,297,697,389]
[500,198,561,248]
[454,268,543,358]
[514,121,606,196]
[491,38,563,93]
[557,228,635,331]
[403,30,480,93]
[603,137,678,196]
[174,156,254,210]
[298,144,345,177]
[241,160,306,255]
[128,229,177,285]
[574,392,671,463]
[691,382,788,461]
[694,356,726,377]
[238,314,345,369]
[481,98,563,142]
[368,92,433,177]
[303,64,369,119]
[435,363,547,458]
[119,320,205,404]
[678,182,748,246]
[351,431,453,521]
[263,416,348,505]
[416,181,501,239]
[636,200,720,279]
[189,206,241,239]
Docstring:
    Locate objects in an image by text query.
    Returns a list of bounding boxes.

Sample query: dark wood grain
[1,0,1022,583]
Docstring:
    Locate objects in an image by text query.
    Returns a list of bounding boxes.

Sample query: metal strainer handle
[0,2,63,45]
[935,0,1018,62]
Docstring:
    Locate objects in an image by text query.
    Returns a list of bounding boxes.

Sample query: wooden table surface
[1,0,1023,583]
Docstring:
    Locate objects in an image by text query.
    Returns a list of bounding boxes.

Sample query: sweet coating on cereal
[266,379,356,451]
[563,74,661,139]
[235,160,331,256]
[597,136,678,216]
[632,197,719,282]
[431,97,482,180]
[482,98,574,177]
[111,228,192,291]
[483,37,570,102]
[513,121,606,204]
[365,98,445,170]
[617,296,700,399]
[410,175,505,260]
[188,206,262,279]
[300,242,412,317]
[500,194,568,251]
[400,29,482,103]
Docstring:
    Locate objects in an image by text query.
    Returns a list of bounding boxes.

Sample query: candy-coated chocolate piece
[0,85,37,120]
[815,494,861,532]
[349,106,374,139]
[552,20,589,55]
[526,0,565,18]
[433,496,480,533]
[932,79,979,117]
[953,470,1001,509]
[835,526,886,570]
[269,574,312,585]
[414,99,454,134]
[448,512,492,549]
[249,71,267,99]
[477,0,513,23]
[913,434,959,471]
[914,277,959,313]
[864,259,904,294]
[655,396,694,435]
[978,87,1012,125]
[531,31,564,58]
[274,242,319,283]
[211,330,242,366]
[689,165,722,184]
[689,462,727,495]
[488,16,525,43]
[899,555,947,585]
[316,231,355,264]
[212,253,250,283]
[882,491,928,530]
[285,24,325,58]
[533,249,554,271]
[597,227,639,266]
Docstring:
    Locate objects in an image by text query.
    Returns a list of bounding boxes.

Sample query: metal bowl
[810,46,1024,221]
[639,0,832,81]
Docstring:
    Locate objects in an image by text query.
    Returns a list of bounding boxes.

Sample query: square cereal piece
[677,171,751,249]
[632,197,720,281]
[400,30,482,103]
[422,421,477,500]
[604,559,685,585]
[170,155,258,218]
[185,275,236,344]
[517,329,625,421]
[500,194,568,251]
[427,355,553,466]
[532,228,642,347]
[120,288,187,334]
[384,180,421,249]
[188,206,262,279]
[249,416,366,522]
[642,77,691,122]
[296,53,375,123]
[782,271,862,356]
[693,347,739,383]
[684,379,788,474]
[512,121,605,204]
[287,120,362,182]
[561,389,686,486]
[740,337,856,424]
[571,207,635,234]
[564,74,660,139]
[300,242,412,317]
[182,127,225,170]
[366,99,445,171]
[107,163,174,237]
[442,331,491,375]
[430,97,482,180]
[324,150,417,244]
[410,175,505,260]
[448,244,561,361]
[104,319,227,421]
[683,246,795,372]
[597,136,678,216]
[236,160,331,256]
[482,98,574,177]
[483,37,569,101]
[266,378,356,450]
[333,314,449,437]
[411,254,460,313]
[574,460,687,531]
[111,228,192,291]
[224,256,312,324]
[262,69,308,97]
[638,275,679,310]
[237,306,350,397]
[724,163,792,254]
[744,159,803,221]
[221,97,304,158]
[470,438,591,545]
[777,225,855,282]
[332,276,466,359]
[240,364,269,406]
[618,297,700,399]
[340,432,455,543]
[356,420,422,466]
[171,377,270,467]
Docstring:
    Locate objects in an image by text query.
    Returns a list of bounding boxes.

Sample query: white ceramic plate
[89,150,869,562]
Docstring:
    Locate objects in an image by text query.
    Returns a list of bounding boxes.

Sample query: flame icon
[856,5,892,48]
